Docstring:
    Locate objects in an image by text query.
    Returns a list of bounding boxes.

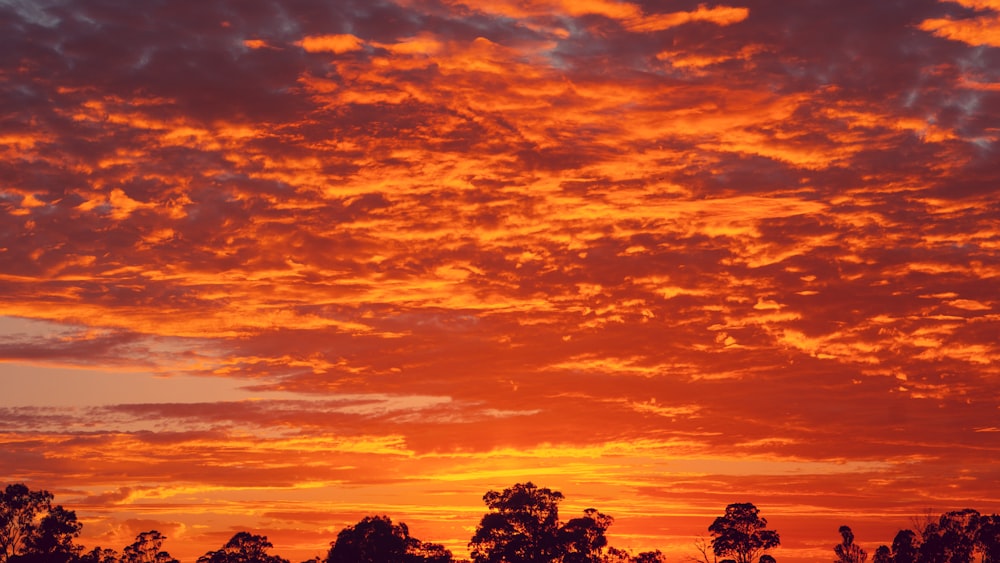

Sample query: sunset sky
[2,0,999,561]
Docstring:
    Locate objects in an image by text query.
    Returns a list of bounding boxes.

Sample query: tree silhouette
[197,533,289,563]
[888,529,919,563]
[19,505,82,563]
[920,509,980,563]
[871,546,891,563]
[834,526,868,563]
[978,514,1000,563]
[78,548,119,563]
[633,551,667,563]
[707,503,780,563]
[326,515,452,563]
[469,482,564,563]
[1,484,84,563]
[559,509,613,563]
[1,484,54,563]
[122,531,177,563]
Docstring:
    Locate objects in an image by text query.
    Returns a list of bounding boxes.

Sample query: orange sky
[1,0,999,561]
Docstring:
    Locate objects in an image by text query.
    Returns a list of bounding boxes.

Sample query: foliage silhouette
[558,508,613,563]
[325,515,452,563]
[889,529,919,563]
[834,526,867,563]
[469,482,640,563]
[196,533,288,563]
[869,508,1000,563]
[918,509,979,563]
[979,514,1000,563]
[871,545,891,563]
[707,503,780,563]
[78,548,119,563]
[20,505,83,563]
[4,482,1000,563]
[633,551,667,563]
[122,532,178,563]
[1,484,82,563]
[469,482,565,563]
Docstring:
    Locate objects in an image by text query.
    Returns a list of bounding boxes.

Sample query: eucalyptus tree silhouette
[468,482,620,563]
[979,514,1000,563]
[918,509,980,563]
[325,515,452,563]
[197,533,289,563]
[1,484,82,563]
[469,482,564,563]
[834,526,868,563]
[888,529,919,563]
[707,503,780,563]
[78,548,119,563]
[121,531,177,563]
[558,509,613,563]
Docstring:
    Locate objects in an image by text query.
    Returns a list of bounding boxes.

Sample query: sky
[1,0,999,561]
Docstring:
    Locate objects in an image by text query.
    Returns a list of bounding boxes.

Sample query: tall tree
[707,503,780,563]
[919,510,980,563]
[469,482,564,563]
[122,531,178,563]
[0,484,55,563]
[20,506,82,563]
[559,509,613,563]
[889,530,919,563]
[326,515,452,563]
[834,526,868,563]
[79,548,120,563]
[197,533,289,563]
[978,514,1000,563]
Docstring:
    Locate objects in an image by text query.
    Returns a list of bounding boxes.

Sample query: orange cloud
[297,34,365,53]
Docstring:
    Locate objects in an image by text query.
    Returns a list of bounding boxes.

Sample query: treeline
[838,509,1000,563]
[2,482,999,563]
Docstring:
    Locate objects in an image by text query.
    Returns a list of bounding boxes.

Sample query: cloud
[920,0,1000,46]
[1,0,999,561]
[297,34,365,53]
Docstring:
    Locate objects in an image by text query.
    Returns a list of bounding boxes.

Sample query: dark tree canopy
[633,551,667,563]
[197,533,289,563]
[918,509,979,563]
[979,514,1000,563]
[1,484,82,563]
[325,515,452,563]
[890,529,920,563]
[708,503,780,563]
[21,505,83,563]
[469,482,565,563]
[835,525,868,563]
[559,508,613,563]
[871,545,891,563]
[122,531,178,563]
[1,485,55,563]
[468,482,626,563]
[870,508,1000,563]
[78,548,119,563]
